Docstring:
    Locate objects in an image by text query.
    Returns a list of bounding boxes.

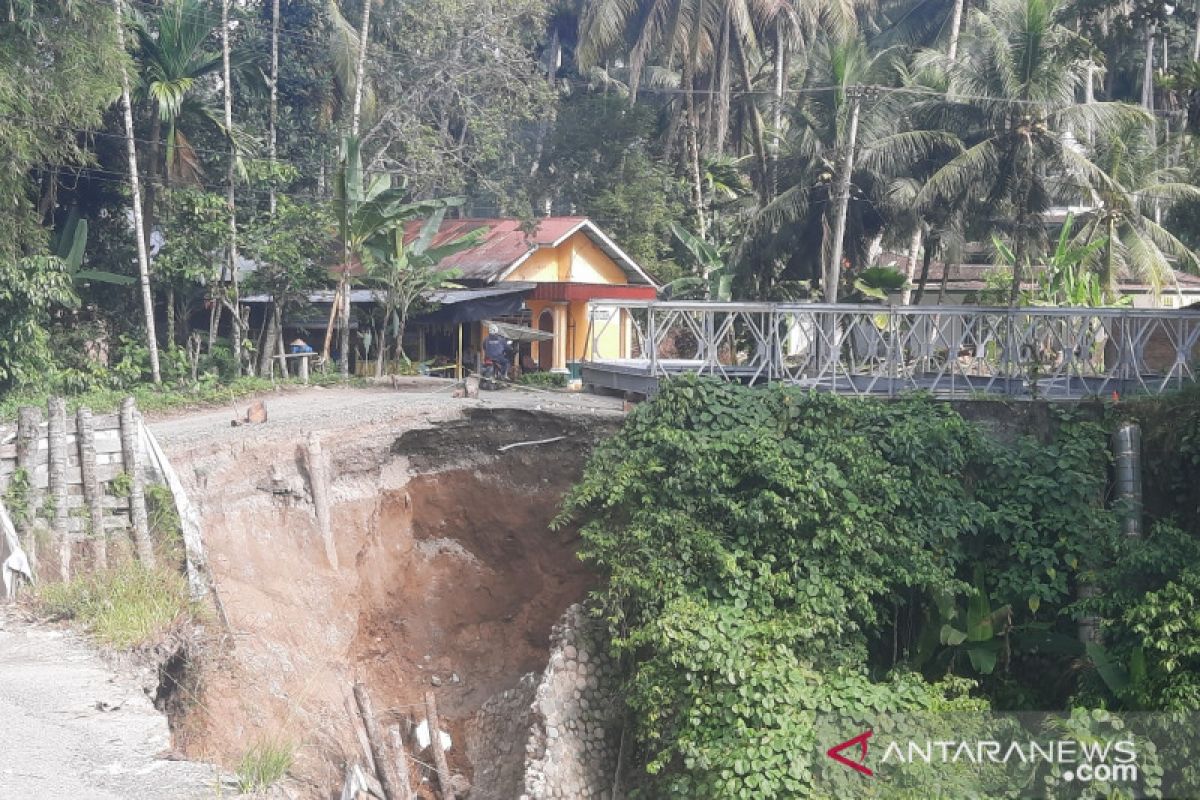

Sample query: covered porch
[522,282,657,374]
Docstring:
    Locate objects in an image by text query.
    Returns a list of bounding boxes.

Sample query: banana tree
[664,222,734,301]
[914,568,1013,676]
[362,209,485,376]
[324,134,471,374]
[52,208,134,287]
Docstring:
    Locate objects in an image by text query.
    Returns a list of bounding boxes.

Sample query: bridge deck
[580,302,1200,400]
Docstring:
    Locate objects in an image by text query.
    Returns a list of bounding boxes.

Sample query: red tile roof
[402,217,654,285]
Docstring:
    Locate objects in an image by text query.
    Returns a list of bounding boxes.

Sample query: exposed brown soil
[154,393,620,797]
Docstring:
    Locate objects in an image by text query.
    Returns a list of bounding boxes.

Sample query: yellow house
[413,217,658,373]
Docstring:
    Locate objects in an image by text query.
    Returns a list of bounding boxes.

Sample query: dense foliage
[4,0,1200,390]
[555,378,1200,796]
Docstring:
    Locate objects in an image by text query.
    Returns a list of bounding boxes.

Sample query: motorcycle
[479,357,507,390]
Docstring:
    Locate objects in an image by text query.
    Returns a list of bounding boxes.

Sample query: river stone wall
[468,603,621,800]
[521,603,621,800]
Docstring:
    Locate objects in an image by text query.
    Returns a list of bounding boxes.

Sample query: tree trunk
[339,281,351,377]
[769,20,785,196]
[901,227,923,305]
[208,297,221,352]
[258,302,280,377]
[1193,0,1200,62]
[1009,235,1025,306]
[374,312,388,377]
[166,286,175,347]
[113,0,161,384]
[826,88,862,305]
[145,113,161,248]
[713,9,731,155]
[351,0,371,137]
[222,0,242,377]
[913,234,937,305]
[682,58,707,242]
[731,33,769,201]
[948,0,966,60]
[1143,26,1156,113]
[268,0,280,216]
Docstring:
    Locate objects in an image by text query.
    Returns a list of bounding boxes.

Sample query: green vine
[558,377,1122,797]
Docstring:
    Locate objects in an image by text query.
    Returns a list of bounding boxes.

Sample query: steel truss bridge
[580,301,1200,399]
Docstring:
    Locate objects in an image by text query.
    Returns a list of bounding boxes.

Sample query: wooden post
[47,398,70,581]
[389,725,414,800]
[15,406,41,567]
[304,433,338,569]
[353,682,404,800]
[299,353,310,384]
[119,398,155,566]
[455,323,463,380]
[424,691,456,800]
[76,407,107,571]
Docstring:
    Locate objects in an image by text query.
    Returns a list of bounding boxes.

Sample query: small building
[408,217,657,374]
[241,217,657,377]
[880,254,1200,308]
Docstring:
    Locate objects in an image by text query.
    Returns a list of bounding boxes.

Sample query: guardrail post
[647,305,658,377]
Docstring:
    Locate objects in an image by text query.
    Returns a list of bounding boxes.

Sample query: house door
[538,309,554,371]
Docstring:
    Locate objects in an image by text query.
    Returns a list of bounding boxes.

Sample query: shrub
[519,371,568,388]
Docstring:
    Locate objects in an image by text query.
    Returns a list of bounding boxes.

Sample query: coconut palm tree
[1079,122,1200,299]
[912,0,1149,304]
[135,0,226,190]
[578,0,792,228]
[735,35,959,298]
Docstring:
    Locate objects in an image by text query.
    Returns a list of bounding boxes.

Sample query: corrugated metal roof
[403,217,655,285]
[879,252,1200,292]
[244,284,534,306]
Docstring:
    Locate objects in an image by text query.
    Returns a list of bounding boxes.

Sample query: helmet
[488,325,500,335]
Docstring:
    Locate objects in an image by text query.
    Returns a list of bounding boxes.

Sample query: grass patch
[38,562,191,649]
[0,372,364,422]
[236,737,295,792]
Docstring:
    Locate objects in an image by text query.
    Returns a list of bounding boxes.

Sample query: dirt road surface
[146,380,624,450]
[0,609,232,799]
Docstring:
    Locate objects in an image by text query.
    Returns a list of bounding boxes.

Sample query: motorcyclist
[482,325,511,380]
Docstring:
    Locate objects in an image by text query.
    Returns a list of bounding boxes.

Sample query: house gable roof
[405,217,656,286]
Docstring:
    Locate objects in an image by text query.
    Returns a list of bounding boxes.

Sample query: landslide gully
[166,405,619,796]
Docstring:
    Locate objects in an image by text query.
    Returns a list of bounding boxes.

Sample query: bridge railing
[585,301,1200,398]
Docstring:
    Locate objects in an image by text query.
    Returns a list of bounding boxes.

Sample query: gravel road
[0,609,233,799]
[146,379,625,451]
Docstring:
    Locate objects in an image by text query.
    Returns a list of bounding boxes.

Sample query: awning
[413,283,535,325]
[484,321,553,342]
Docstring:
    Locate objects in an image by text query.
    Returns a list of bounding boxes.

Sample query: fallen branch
[496,436,565,453]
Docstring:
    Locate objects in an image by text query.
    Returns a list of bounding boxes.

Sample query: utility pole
[825,85,864,305]
[113,0,161,384]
